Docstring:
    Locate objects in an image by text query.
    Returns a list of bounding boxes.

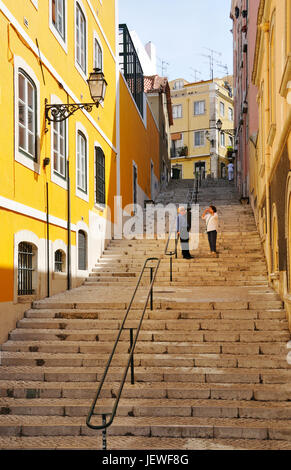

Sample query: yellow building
[169,77,234,180]
[251,0,291,325]
[0,2,160,342]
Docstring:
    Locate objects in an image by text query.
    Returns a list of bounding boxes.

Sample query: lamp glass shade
[87,69,107,104]
[216,119,223,131]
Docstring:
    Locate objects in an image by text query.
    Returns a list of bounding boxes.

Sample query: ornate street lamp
[216,118,236,136]
[45,69,108,124]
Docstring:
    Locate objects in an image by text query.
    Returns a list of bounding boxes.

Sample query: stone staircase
[0,179,291,450]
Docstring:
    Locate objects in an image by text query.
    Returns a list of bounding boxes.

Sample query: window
[54,250,64,272]
[194,100,205,115]
[95,147,105,205]
[18,69,37,160]
[220,132,225,147]
[76,2,86,73]
[173,105,182,119]
[228,107,233,121]
[78,230,87,270]
[77,131,87,193]
[220,102,225,116]
[94,37,103,70]
[18,242,35,295]
[173,80,183,90]
[52,120,66,178]
[52,0,65,40]
[194,131,205,147]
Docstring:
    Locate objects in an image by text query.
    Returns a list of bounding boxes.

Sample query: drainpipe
[261,21,272,281]
[46,182,50,297]
[67,160,71,290]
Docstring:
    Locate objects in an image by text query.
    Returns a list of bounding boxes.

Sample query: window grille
[54,250,63,272]
[18,242,35,295]
[95,147,105,205]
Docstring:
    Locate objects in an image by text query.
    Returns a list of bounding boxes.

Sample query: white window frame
[50,95,68,190]
[93,31,103,71]
[194,131,205,147]
[220,132,226,147]
[194,100,205,116]
[14,56,40,174]
[173,80,183,90]
[228,107,233,121]
[49,0,68,53]
[220,101,225,117]
[173,104,182,119]
[75,122,89,202]
[75,0,88,81]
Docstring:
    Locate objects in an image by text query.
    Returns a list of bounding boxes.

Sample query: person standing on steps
[177,206,193,259]
[227,162,234,182]
[202,205,218,256]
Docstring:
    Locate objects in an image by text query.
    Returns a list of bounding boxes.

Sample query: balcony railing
[119,24,144,117]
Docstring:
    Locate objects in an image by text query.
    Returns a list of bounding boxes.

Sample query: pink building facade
[230,0,260,199]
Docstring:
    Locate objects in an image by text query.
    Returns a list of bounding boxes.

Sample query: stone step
[0,366,290,384]
[1,340,289,356]
[14,317,289,332]
[31,300,285,311]
[1,415,291,441]
[7,328,290,343]
[0,351,289,369]
[1,397,291,420]
[25,306,285,321]
[1,381,291,401]
[1,435,290,450]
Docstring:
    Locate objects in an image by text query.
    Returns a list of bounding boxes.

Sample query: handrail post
[102,414,107,450]
[170,256,173,282]
[129,328,134,384]
[150,267,153,310]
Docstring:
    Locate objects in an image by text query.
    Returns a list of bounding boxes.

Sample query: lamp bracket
[45,100,98,124]
[221,129,236,137]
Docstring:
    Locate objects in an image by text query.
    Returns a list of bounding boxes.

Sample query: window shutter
[78,231,87,270]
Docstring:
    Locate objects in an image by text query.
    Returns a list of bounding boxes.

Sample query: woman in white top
[202,205,218,255]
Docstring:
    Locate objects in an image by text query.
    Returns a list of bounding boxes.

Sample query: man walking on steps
[177,206,193,259]
[202,205,219,256]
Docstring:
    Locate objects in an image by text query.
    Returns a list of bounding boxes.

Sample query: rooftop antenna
[216,62,229,78]
[201,47,222,81]
[190,67,202,82]
[157,57,170,76]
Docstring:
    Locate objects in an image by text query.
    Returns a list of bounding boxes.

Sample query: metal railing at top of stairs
[86,256,161,450]
[187,177,200,205]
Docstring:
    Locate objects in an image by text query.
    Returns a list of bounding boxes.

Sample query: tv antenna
[200,47,222,81]
[157,57,170,76]
[216,62,229,77]
[190,67,202,82]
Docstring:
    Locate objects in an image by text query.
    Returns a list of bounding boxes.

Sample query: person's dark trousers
[207,230,217,252]
[180,237,190,258]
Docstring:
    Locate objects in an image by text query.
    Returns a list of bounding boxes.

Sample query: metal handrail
[164,229,179,282]
[86,257,161,448]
